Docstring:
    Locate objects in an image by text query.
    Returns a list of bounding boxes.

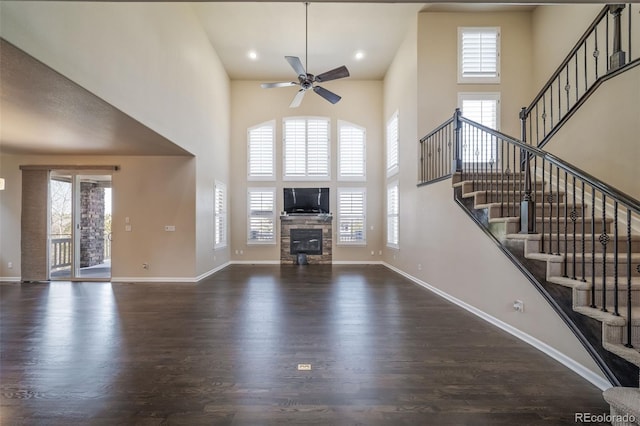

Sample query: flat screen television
[283,187,329,214]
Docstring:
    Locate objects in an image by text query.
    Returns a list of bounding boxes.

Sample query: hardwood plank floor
[1,265,610,425]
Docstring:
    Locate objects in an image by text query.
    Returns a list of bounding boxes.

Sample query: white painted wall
[0,2,230,279]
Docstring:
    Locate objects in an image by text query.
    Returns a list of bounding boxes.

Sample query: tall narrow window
[283,117,330,179]
[337,188,366,244]
[458,27,500,83]
[459,92,500,163]
[214,181,227,248]
[338,121,366,181]
[386,182,399,248]
[248,121,275,180]
[386,112,399,177]
[247,188,276,244]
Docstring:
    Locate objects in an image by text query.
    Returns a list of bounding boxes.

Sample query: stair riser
[574,289,640,308]
[488,204,585,220]
[506,219,611,235]
[462,181,545,195]
[475,192,565,204]
[541,239,640,255]
[561,262,640,278]
[604,324,640,347]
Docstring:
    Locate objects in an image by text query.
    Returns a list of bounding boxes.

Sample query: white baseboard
[332,260,384,265]
[195,261,232,281]
[230,260,280,265]
[0,277,21,283]
[382,262,612,391]
[111,276,198,283]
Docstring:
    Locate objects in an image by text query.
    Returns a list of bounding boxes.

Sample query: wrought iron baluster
[600,195,608,312]
[563,171,568,277]
[581,181,586,282]
[500,139,505,217]
[594,26,600,79]
[613,201,619,316]
[571,176,577,280]
[556,168,561,255]
[541,159,546,252]
[548,163,554,254]
[625,209,634,348]
[591,187,597,308]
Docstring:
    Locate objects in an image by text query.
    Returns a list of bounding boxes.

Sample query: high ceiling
[0,2,534,156]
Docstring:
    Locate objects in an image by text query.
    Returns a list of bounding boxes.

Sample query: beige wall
[417,11,534,137]
[229,80,384,262]
[531,5,640,199]
[0,2,231,279]
[382,9,606,382]
[0,154,196,280]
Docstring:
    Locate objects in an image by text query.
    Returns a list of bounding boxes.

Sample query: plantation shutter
[248,189,275,243]
[339,122,365,179]
[248,122,274,179]
[386,113,399,176]
[460,28,499,80]
[284,119,307,177]
[461,96,499,163]
[214,182,227,248]
[386,183,399,247]
[338,189,366,243]
[307,119,330,177]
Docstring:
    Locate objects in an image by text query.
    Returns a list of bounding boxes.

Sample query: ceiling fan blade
[285,56,306,77]
[313,86,341,104]
[315,65,350,83]
[261,82,297,89]
[289,89,306,108]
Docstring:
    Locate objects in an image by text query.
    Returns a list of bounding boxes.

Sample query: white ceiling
[193,2,426,81]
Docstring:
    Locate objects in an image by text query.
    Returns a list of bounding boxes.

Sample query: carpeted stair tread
[603,387,640,424]
[547,275,640,289]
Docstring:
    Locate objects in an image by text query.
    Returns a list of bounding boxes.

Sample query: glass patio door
[49,172,112,281]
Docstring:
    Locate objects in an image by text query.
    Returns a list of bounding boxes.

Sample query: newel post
[520,107,536,234]
[453,108,463,174]
[609,4,626,70]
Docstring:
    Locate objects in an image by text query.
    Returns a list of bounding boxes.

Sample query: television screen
[283,188,329,214]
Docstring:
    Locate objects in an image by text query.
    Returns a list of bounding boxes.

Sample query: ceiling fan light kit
[260,2,350,108]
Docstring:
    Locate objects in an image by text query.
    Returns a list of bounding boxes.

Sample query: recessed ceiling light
[248,50,258,60]
[355,51,365,61]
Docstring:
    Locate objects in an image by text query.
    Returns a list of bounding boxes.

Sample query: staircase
[452,170,640,423]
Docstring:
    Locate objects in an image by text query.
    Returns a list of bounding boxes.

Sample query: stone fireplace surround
[280,214,332,264]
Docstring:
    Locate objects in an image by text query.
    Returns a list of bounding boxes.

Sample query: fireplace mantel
[280,214,333,264]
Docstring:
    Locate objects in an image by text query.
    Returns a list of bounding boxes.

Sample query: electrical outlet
[371,250,375,256]
[7,262,13,269]
[164,225,176,232]
[297,364,312,371]
[418,264,422,271]
[513,300,524,312]
[378,250,382,256]
[142,263,149,270]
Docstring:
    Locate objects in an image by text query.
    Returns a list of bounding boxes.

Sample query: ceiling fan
[260,2,350,108]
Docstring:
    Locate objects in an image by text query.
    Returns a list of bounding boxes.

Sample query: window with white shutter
[386,182,399,248]
[248,121,275,180]
[386,112,399,177]
[337,188,366,244]
[459,92,500,164]
[338,121,366,181]
[214,181,227,248]
[458,27,500,84]
[283,117,330,179]
[247,188,276,244]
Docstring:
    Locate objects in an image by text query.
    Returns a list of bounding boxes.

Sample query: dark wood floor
[1,265,610,425]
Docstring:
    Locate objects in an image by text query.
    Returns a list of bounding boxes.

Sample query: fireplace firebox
[290,229,323,255]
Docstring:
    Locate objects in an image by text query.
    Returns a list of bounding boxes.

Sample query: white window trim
[386,181,399,249]
[458,27,501,84]
[338,120,366,182]
[247,120,275,181]
[214,181,227,249]
[457,92,501,129]
[283,116,331,181]
[247,187,276,245]
[386,111,399,178]
[337,187,367,246]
